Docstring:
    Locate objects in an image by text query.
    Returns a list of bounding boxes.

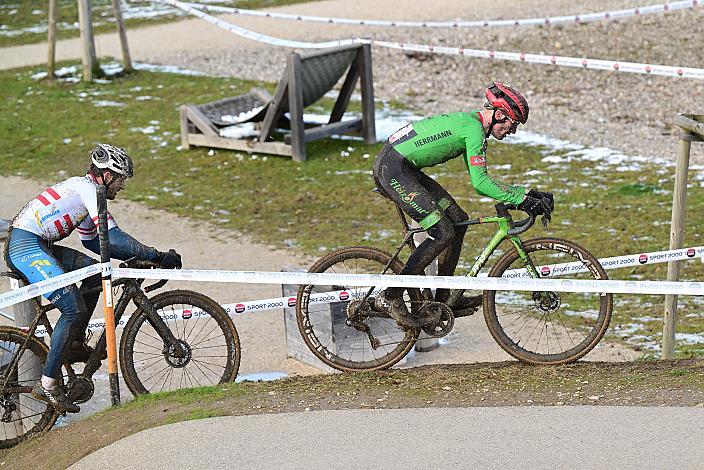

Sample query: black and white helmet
[90,144,134,177]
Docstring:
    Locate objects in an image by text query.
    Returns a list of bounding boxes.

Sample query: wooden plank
[287,53,306,162]
[184,105,219,137]
[111,0,132,72]
[359,43,377,144]
[299,43,359,61]
[259,71,289,142]
[303,119,362,143]
[329,55,360,124]
[189,134,293,156]
[250,87,273,104]
[179,105,191,150]
[47,0,57,80]
[673,114,704,139]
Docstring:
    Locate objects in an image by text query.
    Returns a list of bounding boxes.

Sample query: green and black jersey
[388,111,525,205]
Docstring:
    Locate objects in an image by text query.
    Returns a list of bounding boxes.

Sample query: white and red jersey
[11,174,118,242]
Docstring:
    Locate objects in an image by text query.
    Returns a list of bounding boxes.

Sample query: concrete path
[73,406,704,469]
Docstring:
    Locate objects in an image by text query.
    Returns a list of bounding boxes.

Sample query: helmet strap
[486,109,499,138]
[486,109,511,138]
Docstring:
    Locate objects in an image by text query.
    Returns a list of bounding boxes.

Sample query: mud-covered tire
[120,290,241,395]
[484,237,612,365]
[0,326,58,448]
[296,246,422,372]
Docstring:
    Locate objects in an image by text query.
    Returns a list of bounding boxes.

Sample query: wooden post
[47,0,58,80]
[661,114,704,358]
[77,0,99,81]
[359,43,377,144]
[287,53,306,162]
[661,136,691,359]
[111,0,132,72]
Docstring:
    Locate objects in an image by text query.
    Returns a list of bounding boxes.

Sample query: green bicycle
[296,201,612,372]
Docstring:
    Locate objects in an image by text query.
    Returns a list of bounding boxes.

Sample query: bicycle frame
[1,274,183,394]
[376,202,541,310]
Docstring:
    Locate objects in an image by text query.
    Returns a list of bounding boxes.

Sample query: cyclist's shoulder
[51,175,99,206]
[58,174,97,191]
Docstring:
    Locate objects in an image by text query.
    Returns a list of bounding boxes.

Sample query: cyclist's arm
[464,140,525,205]
[80,225,158,261]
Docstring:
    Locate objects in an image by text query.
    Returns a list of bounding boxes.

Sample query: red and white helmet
[485,82,530,124]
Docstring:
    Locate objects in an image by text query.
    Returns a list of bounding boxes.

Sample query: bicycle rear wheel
[484,237,612,364]
[120,290,241,395]
[296,246,421,372]
[0,326,58,449]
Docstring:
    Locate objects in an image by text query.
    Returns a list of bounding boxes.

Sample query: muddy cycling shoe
[31,383,80,414]
[66,341,94,364]
[374,291,415,328]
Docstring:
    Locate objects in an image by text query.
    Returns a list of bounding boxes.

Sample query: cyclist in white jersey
[4,144,182,413]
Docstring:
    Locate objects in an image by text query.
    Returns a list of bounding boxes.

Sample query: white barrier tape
[159,0,357,49]
[371,40,704,80]
[496,246,704,278]
[0,264,105,309]
[182,0,702,28]
[31,289,357,337]
[158,0,704,80]
[3,245,703,312]
[112,267,704,296]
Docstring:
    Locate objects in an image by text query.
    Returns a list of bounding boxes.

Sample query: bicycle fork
[131,291,188,359]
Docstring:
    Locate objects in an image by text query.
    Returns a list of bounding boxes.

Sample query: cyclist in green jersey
[373,82,554,326]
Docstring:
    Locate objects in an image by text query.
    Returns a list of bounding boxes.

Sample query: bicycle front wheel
[484,237,612,365]
[120,290,241,395]
[0,326,58,449]
[296,246,421,372]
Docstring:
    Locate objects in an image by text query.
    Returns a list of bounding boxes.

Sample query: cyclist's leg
[51,245,100,344]
[5,230,88,380]
[373,144,456,299]
[416,174,469,303]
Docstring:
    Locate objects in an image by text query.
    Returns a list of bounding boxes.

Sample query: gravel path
[1,0,701,162]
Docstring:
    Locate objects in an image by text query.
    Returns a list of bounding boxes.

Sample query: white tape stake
[181,0,702,29]
[158,0,704,80]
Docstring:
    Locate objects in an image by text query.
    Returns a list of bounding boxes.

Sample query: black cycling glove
[155,249,182,269]
[517,195,553,227]
[527,189,555,212]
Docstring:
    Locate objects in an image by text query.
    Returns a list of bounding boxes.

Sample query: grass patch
[0,0,317,48]
[0,62,703,358]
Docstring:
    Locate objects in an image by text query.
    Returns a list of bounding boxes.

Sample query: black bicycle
[0,258,241,448]
[296,199,611,372]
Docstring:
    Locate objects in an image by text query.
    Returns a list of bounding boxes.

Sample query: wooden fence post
[47,0,58,80]
[111,0,132,72]
[77,0,99,81]
[662,114,704,359]
[661,137,691,359]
